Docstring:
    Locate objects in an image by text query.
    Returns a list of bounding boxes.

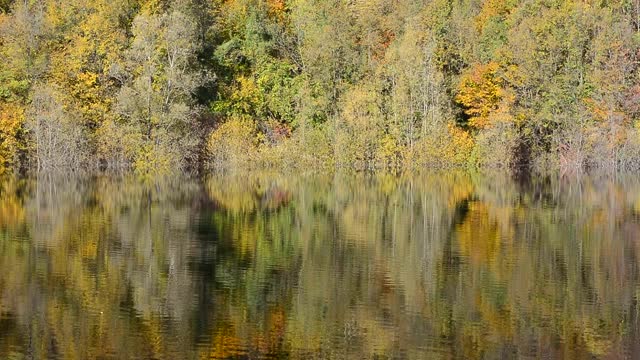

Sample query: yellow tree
[49,1,131,122]
[456,62,506,130]
[0,103,24,173]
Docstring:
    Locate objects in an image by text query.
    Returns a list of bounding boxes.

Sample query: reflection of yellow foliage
[206,173,294,257]
[206,173,273,213]
[478,290,513,340]
[0,178,25,229]
[582,324,613,357]
[0,196,24,229]
[446,172,474,207]
[456,202,501,267]
[0,174,637,359]
[254,307,287,354]
[204,331,245,359]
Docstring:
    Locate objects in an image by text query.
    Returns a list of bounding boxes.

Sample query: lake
[0,172,639,359]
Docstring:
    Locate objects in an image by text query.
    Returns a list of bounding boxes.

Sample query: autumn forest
[2,0,640,175]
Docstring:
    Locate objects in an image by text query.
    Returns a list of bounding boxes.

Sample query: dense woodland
[2,0,640,174]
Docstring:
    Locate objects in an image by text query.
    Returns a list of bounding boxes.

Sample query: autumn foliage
[0,103,24,174]
[456,62,505,130]
[1,0,640,173]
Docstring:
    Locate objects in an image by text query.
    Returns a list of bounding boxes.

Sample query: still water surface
[1,172,639,359]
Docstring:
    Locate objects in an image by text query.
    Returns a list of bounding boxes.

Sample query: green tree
[115,7,203,174]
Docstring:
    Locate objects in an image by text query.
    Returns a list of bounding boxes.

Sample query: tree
[0,0,13,14]
[26,85,88,170]
[115,7,203,174]
[456,62,505,130]
[0,0,48,101]
[0,103,24,173]
[48,0,135,130]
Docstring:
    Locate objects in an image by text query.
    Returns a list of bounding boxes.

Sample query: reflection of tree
[0,174,206,358]
[0,172,639,358]
[444,174,640,359]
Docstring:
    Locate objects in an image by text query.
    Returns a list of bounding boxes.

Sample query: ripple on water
[0,174,640,358]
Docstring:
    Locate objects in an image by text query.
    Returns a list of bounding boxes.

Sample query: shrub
[405,123,474,168]
[206,116,259,169]
[335,84,384,169]
[26,85,90,171]
[471,121,518,169]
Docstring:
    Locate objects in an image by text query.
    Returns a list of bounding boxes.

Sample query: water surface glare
[0,172,639,359]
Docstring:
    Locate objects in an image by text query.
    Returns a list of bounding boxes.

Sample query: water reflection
[0,172,639,359]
